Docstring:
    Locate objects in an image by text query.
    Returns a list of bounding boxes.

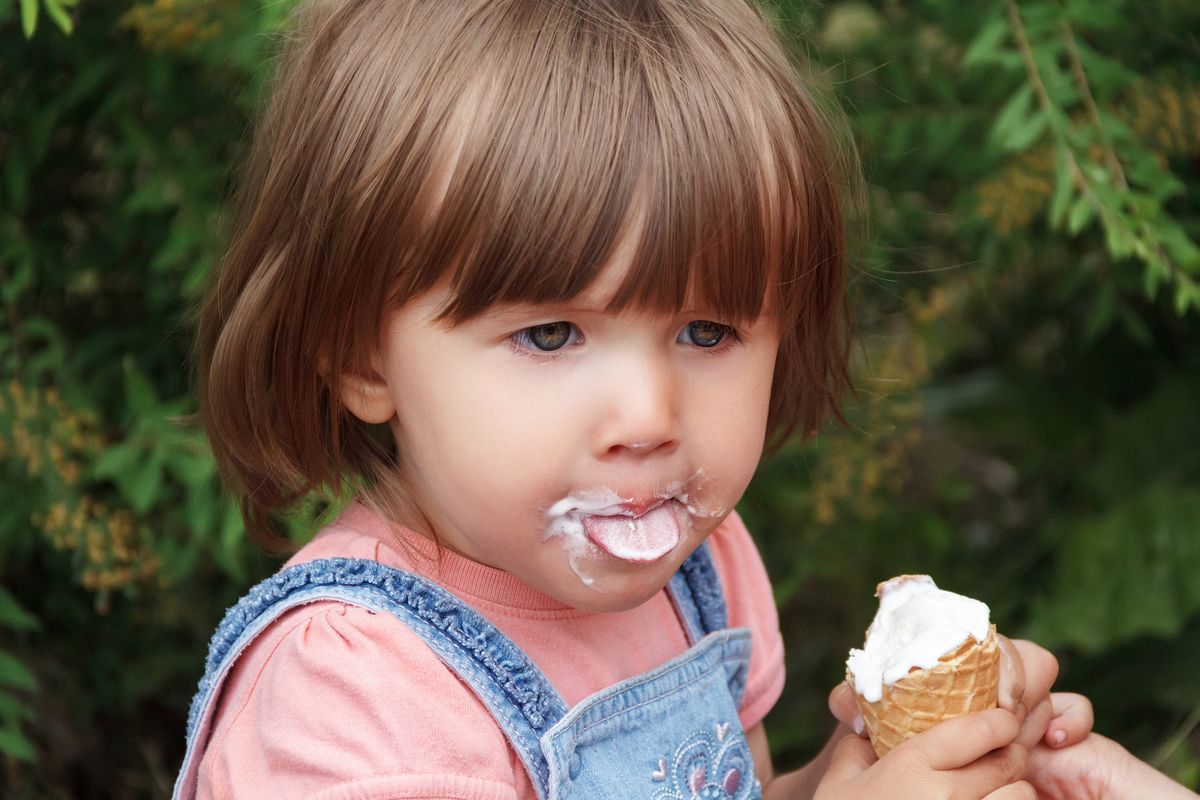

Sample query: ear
[321,350,396,425]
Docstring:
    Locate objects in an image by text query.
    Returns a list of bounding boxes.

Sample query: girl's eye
[678,320,731,348]
[513,321,578,352]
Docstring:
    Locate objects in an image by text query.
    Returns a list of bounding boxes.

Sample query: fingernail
[852,714,864,735]
[1052,729,1066,746]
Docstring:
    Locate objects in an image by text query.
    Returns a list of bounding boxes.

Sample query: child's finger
[894,707,1020,770]
[1044,692,1094,747]
[827,682,866,736]
[948,743,1028,796]
[820,731,877,783]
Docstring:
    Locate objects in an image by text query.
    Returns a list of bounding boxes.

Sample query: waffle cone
[848,624,1000,758]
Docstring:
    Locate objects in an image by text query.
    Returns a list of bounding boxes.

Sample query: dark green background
[2,0,1198,796]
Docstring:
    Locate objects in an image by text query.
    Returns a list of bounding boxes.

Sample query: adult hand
[1000,637,1091,751]
[1026,731,1198,800]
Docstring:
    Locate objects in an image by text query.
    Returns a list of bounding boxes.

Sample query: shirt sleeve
[195,601,525,800]
[706,511,787,730]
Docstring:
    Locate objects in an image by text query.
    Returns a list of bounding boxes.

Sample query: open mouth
[581,499,681,563]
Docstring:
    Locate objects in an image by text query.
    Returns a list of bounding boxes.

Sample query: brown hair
[193,0,857,550]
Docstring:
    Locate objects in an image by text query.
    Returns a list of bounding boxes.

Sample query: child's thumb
[821,733,876,784]
[828,682,867,736]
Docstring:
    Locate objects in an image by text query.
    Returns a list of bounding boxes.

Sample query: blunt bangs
[350,1,834,328]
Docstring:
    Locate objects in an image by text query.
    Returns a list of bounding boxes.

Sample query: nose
[592,352,681,460]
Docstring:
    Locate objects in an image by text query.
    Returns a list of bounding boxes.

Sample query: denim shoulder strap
[667,540,729,644]
[173,557,570,800]
[175,543,728,800]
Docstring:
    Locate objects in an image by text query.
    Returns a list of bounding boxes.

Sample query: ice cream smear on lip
[846,575,991,703]
[545,488,681,564]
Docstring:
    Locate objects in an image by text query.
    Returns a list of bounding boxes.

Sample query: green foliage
[0,0,306,791]
[4,0,78,38]
[1,0,1198,795]
[753,0,1200,783]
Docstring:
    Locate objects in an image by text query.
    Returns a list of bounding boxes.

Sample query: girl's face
[364,252,781,613]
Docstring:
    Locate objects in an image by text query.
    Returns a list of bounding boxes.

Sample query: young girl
[174,1,1191,799]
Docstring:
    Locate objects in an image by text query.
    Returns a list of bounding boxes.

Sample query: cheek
[409,367,566,501]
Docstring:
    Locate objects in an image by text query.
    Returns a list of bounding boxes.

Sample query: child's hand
[814,707,1033,800]
[828,636,1087,751]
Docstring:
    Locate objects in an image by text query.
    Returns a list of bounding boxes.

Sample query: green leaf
[0,588,39,633]
[0,691,34,723]
[1048,148,1075,228]
[216,500,246,580]
[1,255,34,304]
[151,225,196,273]
[91,442,140,482]
[963,18,1009,69]
[1001,111,1048,152]
[0,725,36,762]
[123,358,159,418]
[126,451,165,513]
[19,0,37,38]
[43,0,73,34]
[990,84,1035,146]
[1064,0,1123,28]
[1104,216,1136,260]
[1067,195,1096,235]
[0,651,37,692]
[1174,279,1200,316]
[185,491,218,542]
[166,448,215,489]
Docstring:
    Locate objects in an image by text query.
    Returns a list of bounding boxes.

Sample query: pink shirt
[196,502,785,799]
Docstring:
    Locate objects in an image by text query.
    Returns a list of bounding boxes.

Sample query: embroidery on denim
[650,719,760,800]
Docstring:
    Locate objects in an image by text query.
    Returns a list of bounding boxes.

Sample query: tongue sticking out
[583,502,680,563]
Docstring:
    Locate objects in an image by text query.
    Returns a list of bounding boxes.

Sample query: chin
[552,559,682,614]
[562,587,662,614]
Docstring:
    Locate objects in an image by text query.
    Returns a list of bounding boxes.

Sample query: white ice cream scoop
[845,574,1001,757]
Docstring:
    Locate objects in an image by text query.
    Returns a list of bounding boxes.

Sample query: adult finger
[828,682,866,736]
[1009,639,1059,709]
[997,634,1027,720]
[819,731,877,784]
[892,708,1020,771]
[1016,695,1054,751]
[1045,692,1094,748]
[983,779,1038,800]
[1007,639,1060,748]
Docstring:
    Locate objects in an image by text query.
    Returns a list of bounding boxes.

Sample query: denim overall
[173,543,761,800]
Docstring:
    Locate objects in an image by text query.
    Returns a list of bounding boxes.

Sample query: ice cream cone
[848,623,1001,758]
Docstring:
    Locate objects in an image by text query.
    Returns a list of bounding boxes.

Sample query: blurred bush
[748,0,1200,786]
[1,0,1197,796]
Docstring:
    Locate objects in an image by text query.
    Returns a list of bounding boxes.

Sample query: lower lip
[582,502,681,563]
